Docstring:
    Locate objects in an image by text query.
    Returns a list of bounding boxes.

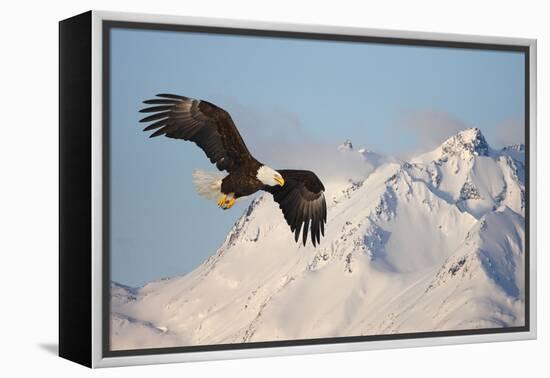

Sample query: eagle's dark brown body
[140,93,328,246]
[221,160,263,198]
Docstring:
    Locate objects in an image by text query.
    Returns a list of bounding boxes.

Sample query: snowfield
[111,128,526,350]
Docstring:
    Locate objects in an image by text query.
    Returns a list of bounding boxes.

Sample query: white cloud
[210,98,525,173]
[212,96,372,183]
[391,109,525,157]
[490,118,525,148]
[392,109,472,156]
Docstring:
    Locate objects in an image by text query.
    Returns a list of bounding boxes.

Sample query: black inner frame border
[102,19,531,358]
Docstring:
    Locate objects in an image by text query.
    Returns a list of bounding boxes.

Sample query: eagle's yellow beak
[275,176,285,186]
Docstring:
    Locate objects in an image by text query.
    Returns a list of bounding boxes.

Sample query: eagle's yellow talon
[217,194,227,208]
[226,197,236,209]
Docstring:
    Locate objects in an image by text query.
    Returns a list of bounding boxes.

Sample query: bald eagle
[139,94,327,247]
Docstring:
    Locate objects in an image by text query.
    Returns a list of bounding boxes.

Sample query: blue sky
[109,27,525,286]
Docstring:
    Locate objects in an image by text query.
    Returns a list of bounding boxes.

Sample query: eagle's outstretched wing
[140,94,253,172]
[265,170,327,247]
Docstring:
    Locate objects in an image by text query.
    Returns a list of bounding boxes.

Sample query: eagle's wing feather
[140,94,253,172]
[265,170,326,247]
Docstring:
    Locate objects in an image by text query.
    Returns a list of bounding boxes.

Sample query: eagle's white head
[257,165,285,187]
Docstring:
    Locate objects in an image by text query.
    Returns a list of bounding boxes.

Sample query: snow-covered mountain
[111,128,526,350]
[338,139,354,151]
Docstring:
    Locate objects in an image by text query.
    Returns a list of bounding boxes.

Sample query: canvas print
[107,26,526,352]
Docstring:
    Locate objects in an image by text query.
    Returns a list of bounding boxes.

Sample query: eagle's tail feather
[192,170,225,201]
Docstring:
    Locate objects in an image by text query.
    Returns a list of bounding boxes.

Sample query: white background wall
[0,0,547,376]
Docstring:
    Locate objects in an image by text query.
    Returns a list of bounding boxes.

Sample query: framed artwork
[59,10,537,368]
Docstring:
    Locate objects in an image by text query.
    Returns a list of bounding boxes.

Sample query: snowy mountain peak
[500,143,526,165]
[338,139,353,151]
[502,143,525,153]
[440,128,490,158]
[222,195,266,248]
